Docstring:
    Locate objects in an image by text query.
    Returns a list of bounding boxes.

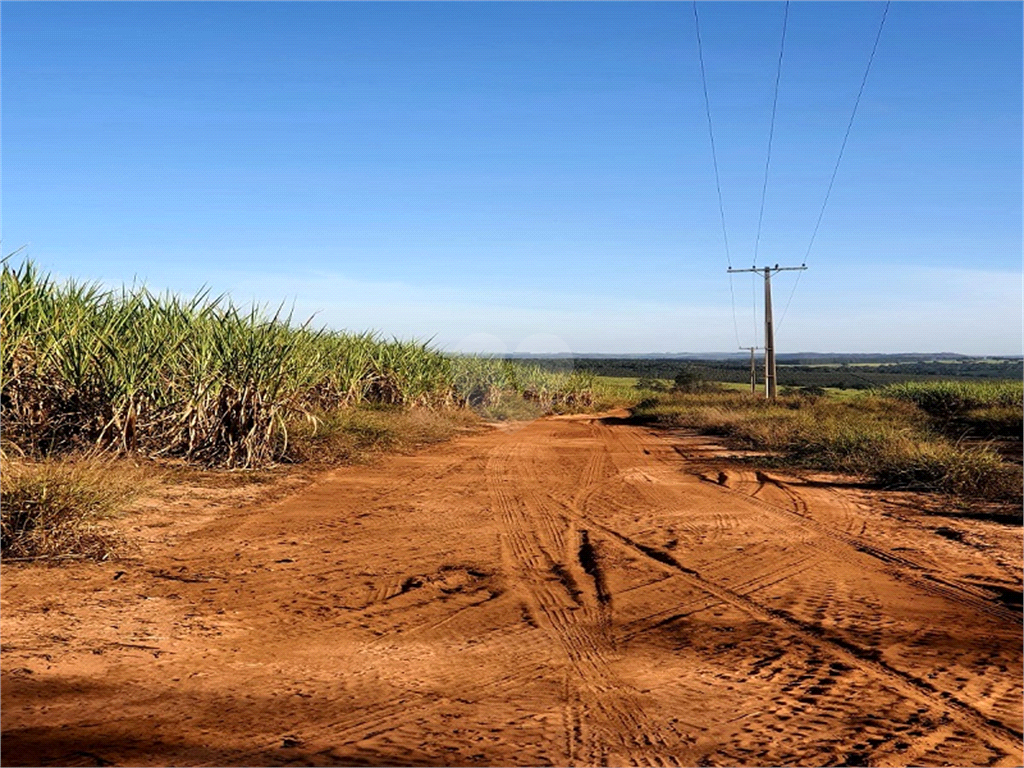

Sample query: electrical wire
[727,275,742,349]
[753,0,789,269]
[779,0,890,331]
[751,271,759,346]
[777,268,803,330]
[801,0,890,266]
[693,1,743,350]
[692,1,731,270]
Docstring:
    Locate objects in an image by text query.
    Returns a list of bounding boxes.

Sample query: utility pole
[739,346,760,394]
[727,264,807,400]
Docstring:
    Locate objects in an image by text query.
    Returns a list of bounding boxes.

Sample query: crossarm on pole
[727,265,807,275]
[725,265,807,399]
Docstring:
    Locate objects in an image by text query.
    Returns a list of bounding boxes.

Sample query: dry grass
[1,456,154,560]
[283,406,483,466]
[631,391,1022,504]
[474,393,548,422]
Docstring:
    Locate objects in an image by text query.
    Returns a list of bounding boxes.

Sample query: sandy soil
[2,411,1021,767]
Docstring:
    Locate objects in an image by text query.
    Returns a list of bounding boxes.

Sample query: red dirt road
[2,413,1022,766]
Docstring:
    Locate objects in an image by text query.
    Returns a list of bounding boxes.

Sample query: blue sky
[3,1,1021,354]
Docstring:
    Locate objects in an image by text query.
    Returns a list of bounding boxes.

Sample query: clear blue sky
[3,1,1021,355]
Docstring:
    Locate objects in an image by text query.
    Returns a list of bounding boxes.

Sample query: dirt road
[3,412,1022,766]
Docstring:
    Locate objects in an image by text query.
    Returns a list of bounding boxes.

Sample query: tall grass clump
[0,458,147,560]
[1,260,596,469]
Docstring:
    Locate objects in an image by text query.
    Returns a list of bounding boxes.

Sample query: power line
[693,0,742,348]
[727,274,742,348]
[777,268,803,329]
[692,1,731,269]
[802,0,891,266]
[779,0,890,331]
[753,0,789,269]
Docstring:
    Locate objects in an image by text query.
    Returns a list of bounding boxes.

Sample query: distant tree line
[525,357,1023,390]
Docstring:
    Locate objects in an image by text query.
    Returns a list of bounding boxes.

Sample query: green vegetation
[1,260,595,470]
[635,376,670,392]
[450,354,594,416]
[672,365,714,393]
[630,387,1021,504]
[882,380,1022,414]
[540,356,1023,389]
[880,380,1023,439]
[585,376,670,410]
[0,260,596,559]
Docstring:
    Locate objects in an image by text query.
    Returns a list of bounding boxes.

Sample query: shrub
[881,380,1023,440]
[636,377,668,392]
[284,406,479,465]
[672,366,704,392]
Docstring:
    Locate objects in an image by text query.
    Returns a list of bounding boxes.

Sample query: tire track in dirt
[231,638,557,764]
[686,464,1023,735]
[504,420,996,764]
[611,423,1022,694]
[520,418,1017,764]
[707,468,1022,628]
[3,414,1020,767]
[668,434,1020,625]
[570,417,1023,757]
[611,524,1021,751]
[744,469,1020,620]
[486,430,683,767]
[203,438,566,763]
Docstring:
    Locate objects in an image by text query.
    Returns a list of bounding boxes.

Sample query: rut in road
[487,436,683,767]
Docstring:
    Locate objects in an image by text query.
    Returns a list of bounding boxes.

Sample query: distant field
[549,357,1023,390]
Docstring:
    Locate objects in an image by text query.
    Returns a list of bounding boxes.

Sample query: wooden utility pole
[740,346,759,394]
[727,264,807,399]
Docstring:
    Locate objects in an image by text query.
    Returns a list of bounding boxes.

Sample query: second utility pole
[739,346,759,394]
[728,264,807,399]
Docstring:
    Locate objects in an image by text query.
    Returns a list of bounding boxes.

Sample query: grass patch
[475,394,547,422]
[631,390,1021,504]
[284,405,482,465]
[1,457,151,560]
[589,376,672,410]
[957,405,1024,441]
